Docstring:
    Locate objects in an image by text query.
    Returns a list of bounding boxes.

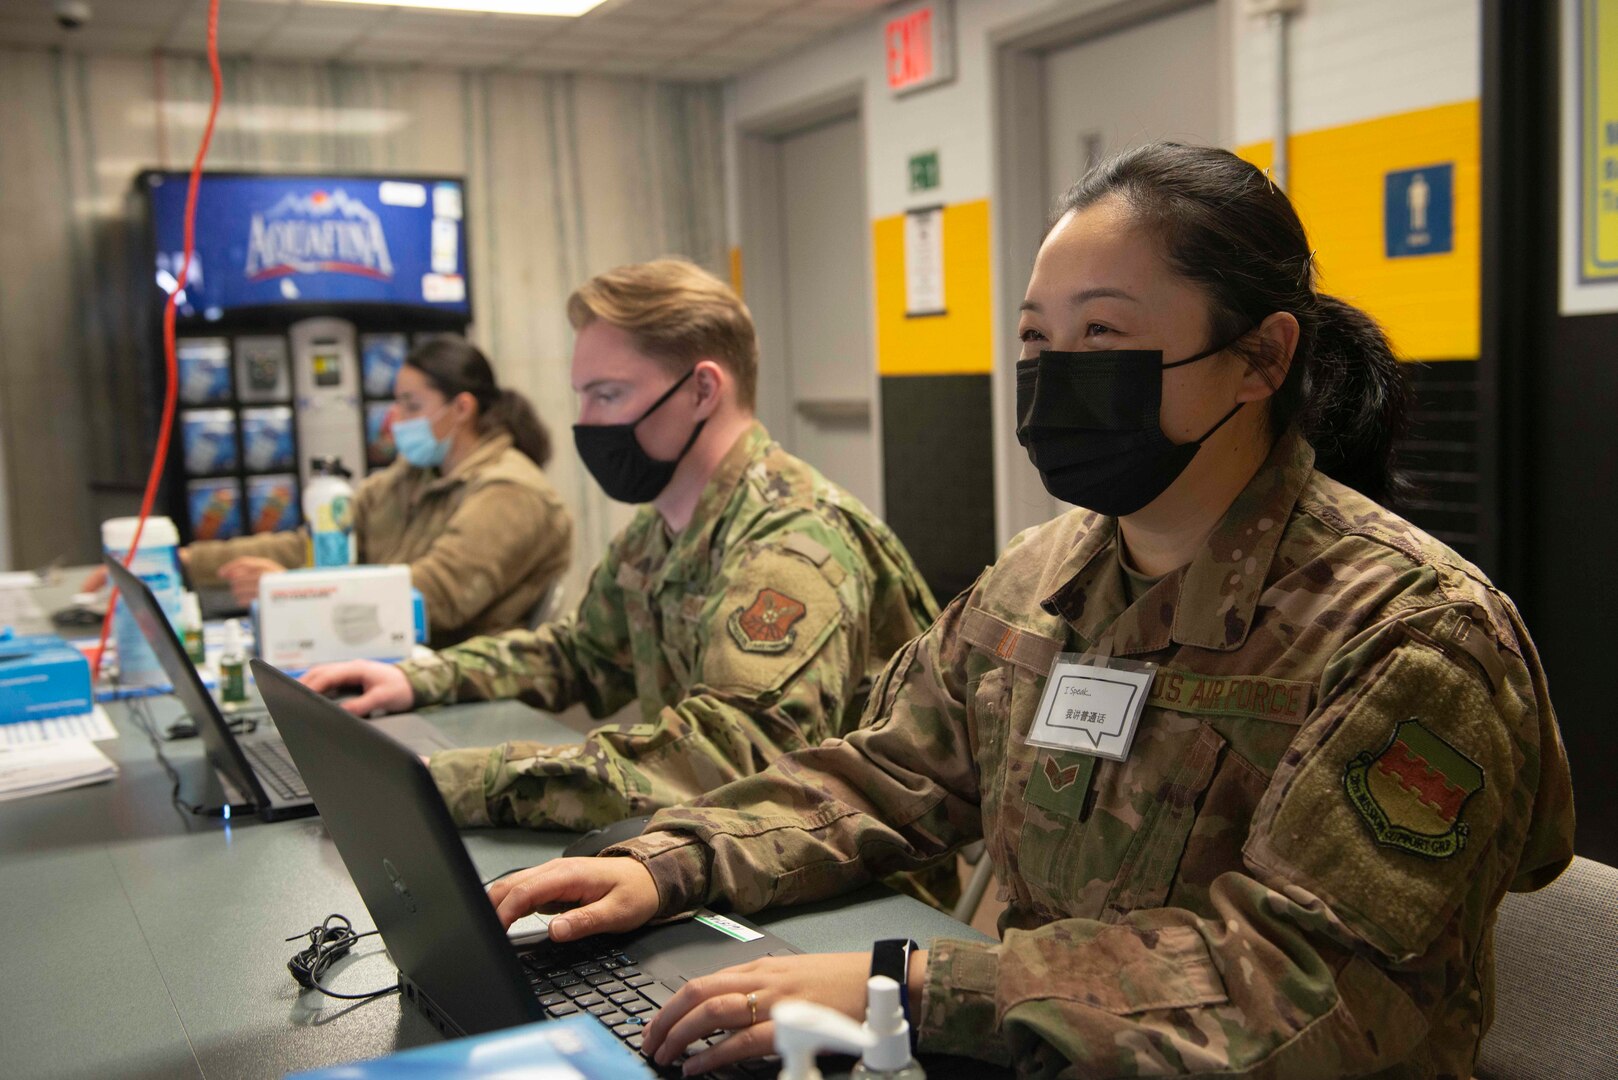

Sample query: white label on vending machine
[422,274,466,303]
[431,218,459,274]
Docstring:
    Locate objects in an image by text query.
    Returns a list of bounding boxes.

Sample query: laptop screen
[104,557,262,803]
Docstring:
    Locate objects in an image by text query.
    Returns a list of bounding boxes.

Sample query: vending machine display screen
[311,346,343,388]
[147,173,470,316]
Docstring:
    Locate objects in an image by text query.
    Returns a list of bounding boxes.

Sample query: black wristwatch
[869,938,921,1025]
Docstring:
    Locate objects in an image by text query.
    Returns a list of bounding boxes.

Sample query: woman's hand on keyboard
[487,857,659,944]
[642,953,877,1073]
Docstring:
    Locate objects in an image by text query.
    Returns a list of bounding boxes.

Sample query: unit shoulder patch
[1344,718,1484,860]
[700,546,843,697]
[727,588,808,654]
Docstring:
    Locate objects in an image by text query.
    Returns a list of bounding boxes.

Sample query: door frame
[987,0,1237,546]
[734,84,885,514]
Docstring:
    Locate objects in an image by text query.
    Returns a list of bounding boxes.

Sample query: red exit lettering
[886,7,934,91]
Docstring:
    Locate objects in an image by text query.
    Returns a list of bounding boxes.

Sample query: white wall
[726,0,1481,225]
[1233,0,1479,145]
[725,0,1147,230]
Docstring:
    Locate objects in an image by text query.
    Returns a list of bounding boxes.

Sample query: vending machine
[133,171,472,545]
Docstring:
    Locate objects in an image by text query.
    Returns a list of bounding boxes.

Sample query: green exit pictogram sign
[909,150,940,193]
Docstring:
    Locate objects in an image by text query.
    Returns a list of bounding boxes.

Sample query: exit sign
[885,0,955,97]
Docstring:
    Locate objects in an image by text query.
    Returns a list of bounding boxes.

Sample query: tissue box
[256,565,415,670]
[0,635,94,723]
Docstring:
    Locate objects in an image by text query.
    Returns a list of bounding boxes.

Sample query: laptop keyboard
[240,739,309,801]
[520,939,777,1079]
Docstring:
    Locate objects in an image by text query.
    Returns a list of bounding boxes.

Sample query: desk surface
[1,681,992,1078]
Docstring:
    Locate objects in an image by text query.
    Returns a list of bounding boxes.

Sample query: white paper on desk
[0,738,118,801]
[0,705,117,747]
[0,576,44,625]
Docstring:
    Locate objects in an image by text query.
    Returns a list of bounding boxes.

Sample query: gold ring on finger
[747,991,758,1026]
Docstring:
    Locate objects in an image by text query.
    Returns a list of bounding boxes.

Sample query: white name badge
[1026,653,1156,762]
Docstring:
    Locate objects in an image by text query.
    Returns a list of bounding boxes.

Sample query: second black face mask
[1015,339,1244,517]
[573,368,707,504]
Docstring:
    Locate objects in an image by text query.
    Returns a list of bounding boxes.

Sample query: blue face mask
[393,406,453,468]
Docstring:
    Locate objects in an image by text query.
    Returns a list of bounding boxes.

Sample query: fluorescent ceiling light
[136,102,412,136]
[309,0,608,14]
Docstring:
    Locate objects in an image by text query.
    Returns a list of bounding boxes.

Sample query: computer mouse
[562,815,654,859]
[506,911,553,946]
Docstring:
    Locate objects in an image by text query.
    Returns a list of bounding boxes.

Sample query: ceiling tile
[344,38,437,62]
[0,0,886,79]
[58,0,193,30]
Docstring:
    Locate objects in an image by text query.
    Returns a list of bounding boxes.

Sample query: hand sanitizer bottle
[219,619,247,711]
[772,1000,870,1080]
[180,592,206,665]
[851,976,925,1079]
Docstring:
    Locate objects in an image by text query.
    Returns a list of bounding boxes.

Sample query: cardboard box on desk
[0,633,94,723]
[256,565,415,670]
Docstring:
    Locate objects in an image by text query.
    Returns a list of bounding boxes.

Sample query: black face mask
[1015,337,1246,516]
[573,369,707,504]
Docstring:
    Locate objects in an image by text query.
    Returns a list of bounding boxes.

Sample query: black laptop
[107,556,454,822]
[254,661,796,1074]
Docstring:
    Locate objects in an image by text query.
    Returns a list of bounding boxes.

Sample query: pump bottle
[851,976,924,1079]
[772,976,925,1080]
[218,619,247,710]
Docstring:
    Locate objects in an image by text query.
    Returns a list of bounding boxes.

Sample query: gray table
[0,646,991,1078]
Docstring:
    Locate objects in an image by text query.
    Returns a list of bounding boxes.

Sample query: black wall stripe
[880,374,996,604]
[1396,360,1484,562]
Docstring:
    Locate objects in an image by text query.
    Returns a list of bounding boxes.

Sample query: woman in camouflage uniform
[485,144,1575,1078]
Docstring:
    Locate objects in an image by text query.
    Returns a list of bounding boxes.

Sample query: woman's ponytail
[1290,295,1410,506]
[485,387,552,469]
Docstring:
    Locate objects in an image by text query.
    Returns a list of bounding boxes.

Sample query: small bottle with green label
[219,619,247,711]
[180,592,206,665]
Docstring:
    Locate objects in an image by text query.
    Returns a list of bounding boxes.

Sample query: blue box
[178,338,232,404]
[182,409,239,475]
[0,633,95,723]
[188,478,244,541]
[366,401,397,468]
[242,406,296,472]
[246,474,300,534]
[361,333,408,398]
[285,1015,652,1078]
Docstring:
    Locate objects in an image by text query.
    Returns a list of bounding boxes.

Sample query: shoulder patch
[1344,718,1484,860]
[1243,636,1511,961]
[727,588,808,654]
[700,549,843,696]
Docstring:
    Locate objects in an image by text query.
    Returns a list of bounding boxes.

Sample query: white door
[772,114,881,512]
[1002,2,1223,538]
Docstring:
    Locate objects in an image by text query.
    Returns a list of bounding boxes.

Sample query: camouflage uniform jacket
[606,428,1576,1078]
[187,432,572,647]
[404,422,939,832]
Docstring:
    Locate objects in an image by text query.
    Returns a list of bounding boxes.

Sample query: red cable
[94,0,223,679]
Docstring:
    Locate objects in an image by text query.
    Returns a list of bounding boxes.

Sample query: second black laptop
[254,660,796,1076]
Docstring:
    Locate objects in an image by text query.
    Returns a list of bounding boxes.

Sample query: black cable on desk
[285,914,399,1001]
[121,684,206,819]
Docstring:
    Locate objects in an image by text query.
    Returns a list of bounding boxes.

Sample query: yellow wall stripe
[1239,99,1481,362]
[728,245,744,298]
[873,198,993,375]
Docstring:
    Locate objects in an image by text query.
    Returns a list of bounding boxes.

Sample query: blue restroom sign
[1384,164,1454,258]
